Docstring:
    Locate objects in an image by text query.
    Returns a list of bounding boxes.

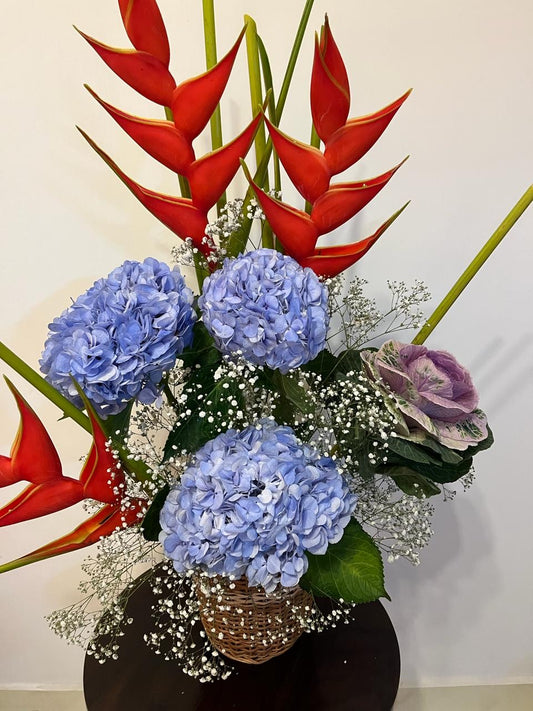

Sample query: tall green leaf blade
[300,519,389,603]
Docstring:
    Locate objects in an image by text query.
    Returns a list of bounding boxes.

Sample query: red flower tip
[311,159,408,235]
[118,0,170,67]
[76,26,176,106]
[171,25,247,143]
[241,161,319,259]
[310,25,350,143]
[0,378,62,487]
[85,85,195,175]
[77,128,211,258]
[188,111,263,212]
[264,116,331,204]
[79,405,125,505]
[3,498,147,568]
[0,478,84,528]
[300,203,409,277]
[324,89,412,175]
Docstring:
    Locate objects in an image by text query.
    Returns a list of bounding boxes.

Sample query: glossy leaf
[77,28,176,106]
[86,86,194,174]
[301,519,389,603]
[0,478,83,528]
[188,111,263,211]
[311,161,406,235]
[299,204,408,277]
[264,116,330,203]
[324,90,412,175]
[78,129,211,256]
[118,0,170,66]
[0,378,62,487]
[243,162,318,258]
[171,26,247,142]
[141,484,170,541]
[310,31,350,143]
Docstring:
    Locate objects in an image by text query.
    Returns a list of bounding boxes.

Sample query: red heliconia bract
[0,377,62,487]
[310,162,406,234]
[254,16,410,276]
[298,205,408,278]
[77,29,176,106]
[2,498,146,570]
[118,0,171,67]
[264,116,331,204]
[323,90,412,175]
[171,27,247,143]
[187,111,263,212]
[86,86,195,174]
[0,380,146,568]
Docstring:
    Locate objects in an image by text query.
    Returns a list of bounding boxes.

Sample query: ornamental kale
[40,258,196,416]
[159,419,357,593]
[198,248,329,373]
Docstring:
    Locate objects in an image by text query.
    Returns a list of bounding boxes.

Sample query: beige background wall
[0,0,531,689]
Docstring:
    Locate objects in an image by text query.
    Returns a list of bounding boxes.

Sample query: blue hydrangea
[40,258,196,415]
[198,248,329,373]
[159,420,356,593]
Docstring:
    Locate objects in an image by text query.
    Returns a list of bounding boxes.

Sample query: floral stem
[412,185,533,345]
[275,0,315,123]
[202,0,226,217]
[0,341,91,433]
[245,15,273,250]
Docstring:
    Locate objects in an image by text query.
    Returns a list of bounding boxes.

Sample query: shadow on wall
[385,491,497,689]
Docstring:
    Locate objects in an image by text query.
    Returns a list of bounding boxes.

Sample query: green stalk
[275,0,315,124]
[163,106,209,290]
[412,185,533,345]
[227,0,315,257]
[245,15,273,248]
[202,0,226,217]
[245,16,267,168]
[0,341,91,433]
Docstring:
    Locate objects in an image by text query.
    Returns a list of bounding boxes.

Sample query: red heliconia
[79,5,260,262]
[0,380,147,567]
[250,16,410,277]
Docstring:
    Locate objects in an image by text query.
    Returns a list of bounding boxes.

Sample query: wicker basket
[196,575,314,664]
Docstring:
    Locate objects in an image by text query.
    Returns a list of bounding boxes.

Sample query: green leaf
[100,400,133,441]
[178,321,220,369]
[142,484,170,541]
[414,435,463,464]
[163,365,245,459]
[383,466,442,498]
[386,436,441,465]
[300,519,389,603]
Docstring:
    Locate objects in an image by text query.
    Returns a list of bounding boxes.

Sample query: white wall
[0,0,531,689]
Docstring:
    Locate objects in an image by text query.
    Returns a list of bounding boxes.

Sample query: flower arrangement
[0,0,531,684]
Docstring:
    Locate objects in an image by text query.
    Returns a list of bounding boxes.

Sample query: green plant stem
[244,16,273,249]
[202,0,226,217]
[163,108,209,291]
[275,0,315,123]
[412,185,533,345]
[226,0,315,257]
[0,341,91,433]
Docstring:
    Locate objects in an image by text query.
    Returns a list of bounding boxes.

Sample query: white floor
[0,685,532,710]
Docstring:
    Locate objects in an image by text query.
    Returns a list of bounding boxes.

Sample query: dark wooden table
[84,578,400,711]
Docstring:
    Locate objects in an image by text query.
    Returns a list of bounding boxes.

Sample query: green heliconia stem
[412,185,533,345]
[226,0,315,258]
[202,0,226,218]
[276,0,315,124]
[163,105,208,291]
[0,341,91,433]
[244,15,273,249]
